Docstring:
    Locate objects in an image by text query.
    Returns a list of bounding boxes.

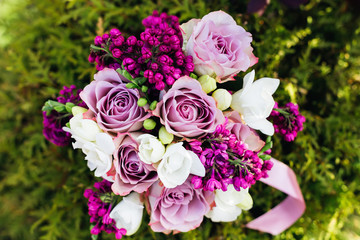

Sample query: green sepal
[189,73,198,79]
[65,122,70,128]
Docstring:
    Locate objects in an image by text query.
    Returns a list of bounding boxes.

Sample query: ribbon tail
[246,158,306,235]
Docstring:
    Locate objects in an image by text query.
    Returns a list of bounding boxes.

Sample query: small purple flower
[269,102,306,142]
[42,85,85,146]
[84,179,126,239]
[189,118,272,192]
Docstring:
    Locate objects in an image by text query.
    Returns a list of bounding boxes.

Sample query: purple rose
[226,111,265,152]
[80,68,150,133]
[181,11,258,82]
[148,179,214,233]
[111,133,158,196]
[153,76,225,138]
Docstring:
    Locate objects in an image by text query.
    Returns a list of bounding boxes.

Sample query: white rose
[137,134,165,164]
[109,192,144,236]
[157,142,205,188]
[230,70,279,135]
[63,114,115,179]
[206,185,253,222]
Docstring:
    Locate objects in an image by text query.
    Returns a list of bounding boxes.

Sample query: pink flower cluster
[42,85,85,146]
[89,11,194,91]
[190,119,273,192]
[269,102,306,142]
[84,180,126,239]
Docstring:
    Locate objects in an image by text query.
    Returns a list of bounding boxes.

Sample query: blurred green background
[0,0,359,239]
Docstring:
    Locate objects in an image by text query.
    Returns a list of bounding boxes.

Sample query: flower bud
[198,75,217,94]
[71,106,88,116]
[137,98,148,107]
[212,89,232,111]
[158,126,174,144]
[149,101,158,110]
[143,118,156,130]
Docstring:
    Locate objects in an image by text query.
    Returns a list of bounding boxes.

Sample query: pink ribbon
[246,158,306,235]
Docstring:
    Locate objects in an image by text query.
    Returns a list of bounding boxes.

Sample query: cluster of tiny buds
[84,180,126,239]
[269,102,306,142]
[88,11,194,92]
[190,120,273,192]
[42,85,86,147]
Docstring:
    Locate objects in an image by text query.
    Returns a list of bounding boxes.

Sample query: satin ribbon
[246,158,306,235]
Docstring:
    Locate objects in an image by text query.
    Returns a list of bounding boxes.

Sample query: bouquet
[42,10,306,238]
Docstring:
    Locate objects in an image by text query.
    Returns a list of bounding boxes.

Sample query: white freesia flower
[68,113,102,142]
[137,134,165,164]
[81,132,115,178]
[206,185,253,222]
[157,142,205,188]
[109,192,144,236]
[230,70,279,135]
[63,113,115,179]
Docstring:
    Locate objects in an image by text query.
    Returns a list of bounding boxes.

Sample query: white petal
[206,205,242,222]
[247,118,275,136]
[255,77,280,95]
[109,192,144,236]
[241,70,255,95]
[189,151,205,177]
[95,132,115,154]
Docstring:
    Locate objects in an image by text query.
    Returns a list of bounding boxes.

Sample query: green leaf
[259,154,271,160]
[116,68,133,81]
[126,83,138,89]
[135,77,147,85]
[65,102,75,113]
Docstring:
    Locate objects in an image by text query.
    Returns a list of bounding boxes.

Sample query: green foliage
[0,0,359,239]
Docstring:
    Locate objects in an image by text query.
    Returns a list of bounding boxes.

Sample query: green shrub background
[0,0,359,239]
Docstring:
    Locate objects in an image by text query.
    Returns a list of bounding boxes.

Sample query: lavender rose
[80,68,149,133]
[153,76,225,138]
[226,111,265,152]
[181,11,258,82]
[148,179,214,233]
[111,133,158,196]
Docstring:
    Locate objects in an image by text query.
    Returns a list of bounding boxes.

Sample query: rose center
[168,192,184,202]
[213,35,228,55]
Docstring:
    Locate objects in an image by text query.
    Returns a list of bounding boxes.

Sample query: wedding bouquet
[42,10,305,239]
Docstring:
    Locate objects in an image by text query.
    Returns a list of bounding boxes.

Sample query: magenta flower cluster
[88,11,194,91]
[269,102,306,142]
[42,85,85,146]
[84,180,126,239]
[190,120,273,192]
